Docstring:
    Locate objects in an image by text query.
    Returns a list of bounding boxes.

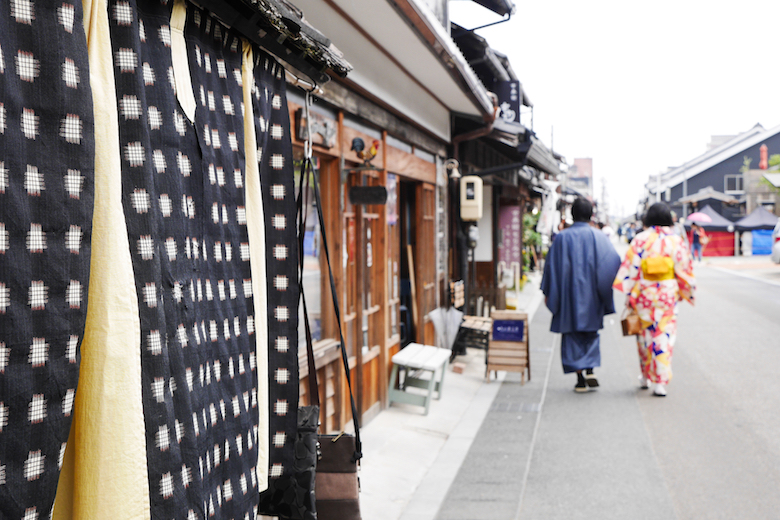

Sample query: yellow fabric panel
[54,0,150,518]
[242,40,271,492]
[641,257,674,281]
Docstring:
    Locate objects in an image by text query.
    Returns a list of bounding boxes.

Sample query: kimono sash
[641,257,674,281]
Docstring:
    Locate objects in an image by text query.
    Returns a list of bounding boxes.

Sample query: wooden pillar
[354,176,365,425]
[377,131,389,408]
[415,183,436,344]
[336,110,349,431]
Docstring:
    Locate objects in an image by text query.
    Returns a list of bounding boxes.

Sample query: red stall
[686,205,735,257]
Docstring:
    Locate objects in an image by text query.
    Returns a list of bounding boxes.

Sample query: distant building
[743,169,780,216]
[645,123,780,221]
[707,135,736,151]
[566,158,594,201]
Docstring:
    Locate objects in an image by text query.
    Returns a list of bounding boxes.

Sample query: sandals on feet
[585,369,599,388]
[652,383,667,397]
[575,372,589,393]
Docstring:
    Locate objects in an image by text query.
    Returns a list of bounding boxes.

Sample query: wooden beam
[386,145,436,184]
[319,78,447,157]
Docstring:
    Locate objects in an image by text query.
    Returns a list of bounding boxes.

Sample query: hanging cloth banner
[0,1,95,518]
[108,2,265,517]
[50,0,301,518]
[1,0,306,517]
[495,80,522,126]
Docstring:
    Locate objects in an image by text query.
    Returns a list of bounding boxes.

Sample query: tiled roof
[193,0,352,84]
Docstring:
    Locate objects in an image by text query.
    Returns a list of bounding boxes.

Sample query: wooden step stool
[388,343,452,415]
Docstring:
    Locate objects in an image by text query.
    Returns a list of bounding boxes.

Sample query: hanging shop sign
[348,186,388,205]
[492,319,525,342]
[497,205,522,288]
[498,205,522,265]
[495,80,521,126]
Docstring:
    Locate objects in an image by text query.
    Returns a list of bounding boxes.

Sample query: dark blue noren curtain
[253,50,302,517]
[0,0,95,517]
[110,1,265,517]
[0,1,302,517]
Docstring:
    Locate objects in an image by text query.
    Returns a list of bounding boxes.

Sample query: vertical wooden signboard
[486,309,530,383]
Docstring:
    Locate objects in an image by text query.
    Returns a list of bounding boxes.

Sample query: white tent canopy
[677,186,739,205]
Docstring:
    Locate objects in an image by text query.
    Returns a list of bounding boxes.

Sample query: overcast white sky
[450,0,780,218]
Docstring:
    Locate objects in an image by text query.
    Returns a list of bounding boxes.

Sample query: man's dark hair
[643,202,674,227]
[571,198,593,222]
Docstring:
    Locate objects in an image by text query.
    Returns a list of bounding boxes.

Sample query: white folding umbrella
[428,307,463,350]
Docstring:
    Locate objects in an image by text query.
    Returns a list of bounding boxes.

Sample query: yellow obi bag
[641,256,674,281]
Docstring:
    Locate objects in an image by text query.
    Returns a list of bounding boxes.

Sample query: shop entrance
[398,179,436,346]
[399,180,416,346]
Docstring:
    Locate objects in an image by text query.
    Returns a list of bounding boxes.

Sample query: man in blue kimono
[541,198,621,392]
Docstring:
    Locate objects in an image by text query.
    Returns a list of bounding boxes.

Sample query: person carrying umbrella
[690,223,707,261]
[686,210,712,261]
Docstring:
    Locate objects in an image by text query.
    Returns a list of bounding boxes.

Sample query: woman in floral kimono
[613,203,695,397]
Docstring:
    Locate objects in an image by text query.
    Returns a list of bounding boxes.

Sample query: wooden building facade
[286,87,450,430]
[282,0,504,431]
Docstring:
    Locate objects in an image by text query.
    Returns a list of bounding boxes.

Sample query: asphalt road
[436,263,780,520]
[634,264,780,520]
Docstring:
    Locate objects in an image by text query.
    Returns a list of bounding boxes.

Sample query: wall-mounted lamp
[445,158,461,180]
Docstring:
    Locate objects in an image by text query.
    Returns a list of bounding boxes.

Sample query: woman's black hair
[643,202,674,227]
[571,197,593,222]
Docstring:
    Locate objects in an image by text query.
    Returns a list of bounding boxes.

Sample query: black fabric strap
[302,158,362,461]
[297,159,319,408]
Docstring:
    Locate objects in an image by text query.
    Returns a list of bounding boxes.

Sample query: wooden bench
[388,343,452,415]
[451,315,492,359]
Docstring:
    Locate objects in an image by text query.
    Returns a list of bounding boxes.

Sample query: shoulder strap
[297,160,319,408]
[300,157,362,462]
